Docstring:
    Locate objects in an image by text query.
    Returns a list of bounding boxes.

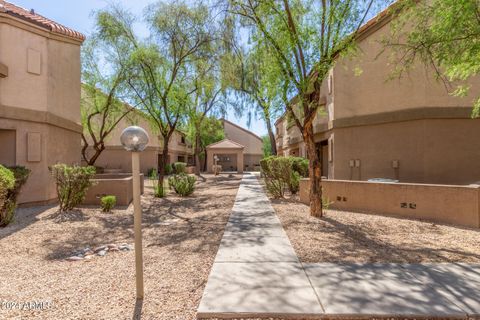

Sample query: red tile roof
[0,0,85,42]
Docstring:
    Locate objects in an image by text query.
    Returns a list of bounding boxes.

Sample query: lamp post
[120,126,149,300]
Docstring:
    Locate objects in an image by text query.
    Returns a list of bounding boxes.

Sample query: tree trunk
[303,120,323,217]
[87,145,104,166]
[159,137,169,190]
[194,128,202,175]
[265,117,277,156]
[81,135,90,164]
[202,148,207,172]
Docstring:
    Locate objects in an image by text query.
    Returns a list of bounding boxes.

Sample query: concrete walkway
[197,173,480,319]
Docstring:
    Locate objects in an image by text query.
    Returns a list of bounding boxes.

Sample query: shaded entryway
[0,129,16,166]
[206,139,244,174]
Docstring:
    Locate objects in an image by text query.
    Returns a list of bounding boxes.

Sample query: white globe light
[120,126,149,152]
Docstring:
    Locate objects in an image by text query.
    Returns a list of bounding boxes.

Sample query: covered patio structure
[206,139,244,174]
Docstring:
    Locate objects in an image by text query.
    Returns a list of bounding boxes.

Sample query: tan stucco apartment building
[206,119,263,173]
[82,101,194,174]
[0,1,84,204]
[94,115,263,175]
[275,8,480,186]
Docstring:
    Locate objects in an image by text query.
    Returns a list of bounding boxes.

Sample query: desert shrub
[100,195,116,212]
[154,185,166,198]
[260,156,309,197]
[289,171,301,194]
[168,173,196,196]
[0,165,16,226]
[147,168,157,179]
[165,164,173,175]
[0,165,14,205]
[322,196,333,210]
[50,164,96,212]
[0,166,31,227]
[290,157,309,178]
[260,156,292,198]
[172,162,187,174]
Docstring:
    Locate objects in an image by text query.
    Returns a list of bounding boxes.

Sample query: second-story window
[181,136,185,144]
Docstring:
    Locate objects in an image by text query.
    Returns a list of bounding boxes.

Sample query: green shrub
[260,156,309,197]
[50,164,96,212]
[290,157,309,178]
[260,156,291,198]
[100,195,116,212]
[154,184,166,198]
[0,165,15,205]
[289,171,301,194]
[172,162,187,174]
[0,165,16,226]
[165,164,173,175]
[168,173,196,196]
[0,166,31,227]
[322,196,333,210]
[147,168,157,179]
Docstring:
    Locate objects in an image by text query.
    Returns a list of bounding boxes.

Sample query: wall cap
[301,177,480,189]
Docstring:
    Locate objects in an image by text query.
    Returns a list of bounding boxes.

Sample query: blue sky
[11,0,269,136]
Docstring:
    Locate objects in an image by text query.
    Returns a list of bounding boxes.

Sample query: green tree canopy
[229,0,390,216]
[186,116,225,171]
[262,135,273,158]
[80,28,135,165]
[94,1,220,189]
[224,37,283,156]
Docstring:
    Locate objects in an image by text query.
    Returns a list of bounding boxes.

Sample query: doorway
[317,140,329,178]
[0,129,16,166]
[216,154,238,172]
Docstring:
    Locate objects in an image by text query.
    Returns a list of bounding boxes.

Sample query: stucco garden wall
[83,174,144,206]
[299,178,480,228]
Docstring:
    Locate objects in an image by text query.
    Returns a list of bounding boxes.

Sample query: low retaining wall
[299,178,480,228]
[84,174,144,206]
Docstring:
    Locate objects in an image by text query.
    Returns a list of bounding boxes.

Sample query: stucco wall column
[207,150,214,173]
[237,150,244,174]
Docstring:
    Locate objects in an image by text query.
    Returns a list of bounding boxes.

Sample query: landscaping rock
[97,250,107,257]
[93,245,107,253]
[66,256,83,261]
[119,244,133,251]
[69,242,132,261]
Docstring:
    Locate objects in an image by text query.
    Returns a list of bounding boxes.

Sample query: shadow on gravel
[41,174,242,261]
[0,205,56,241]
